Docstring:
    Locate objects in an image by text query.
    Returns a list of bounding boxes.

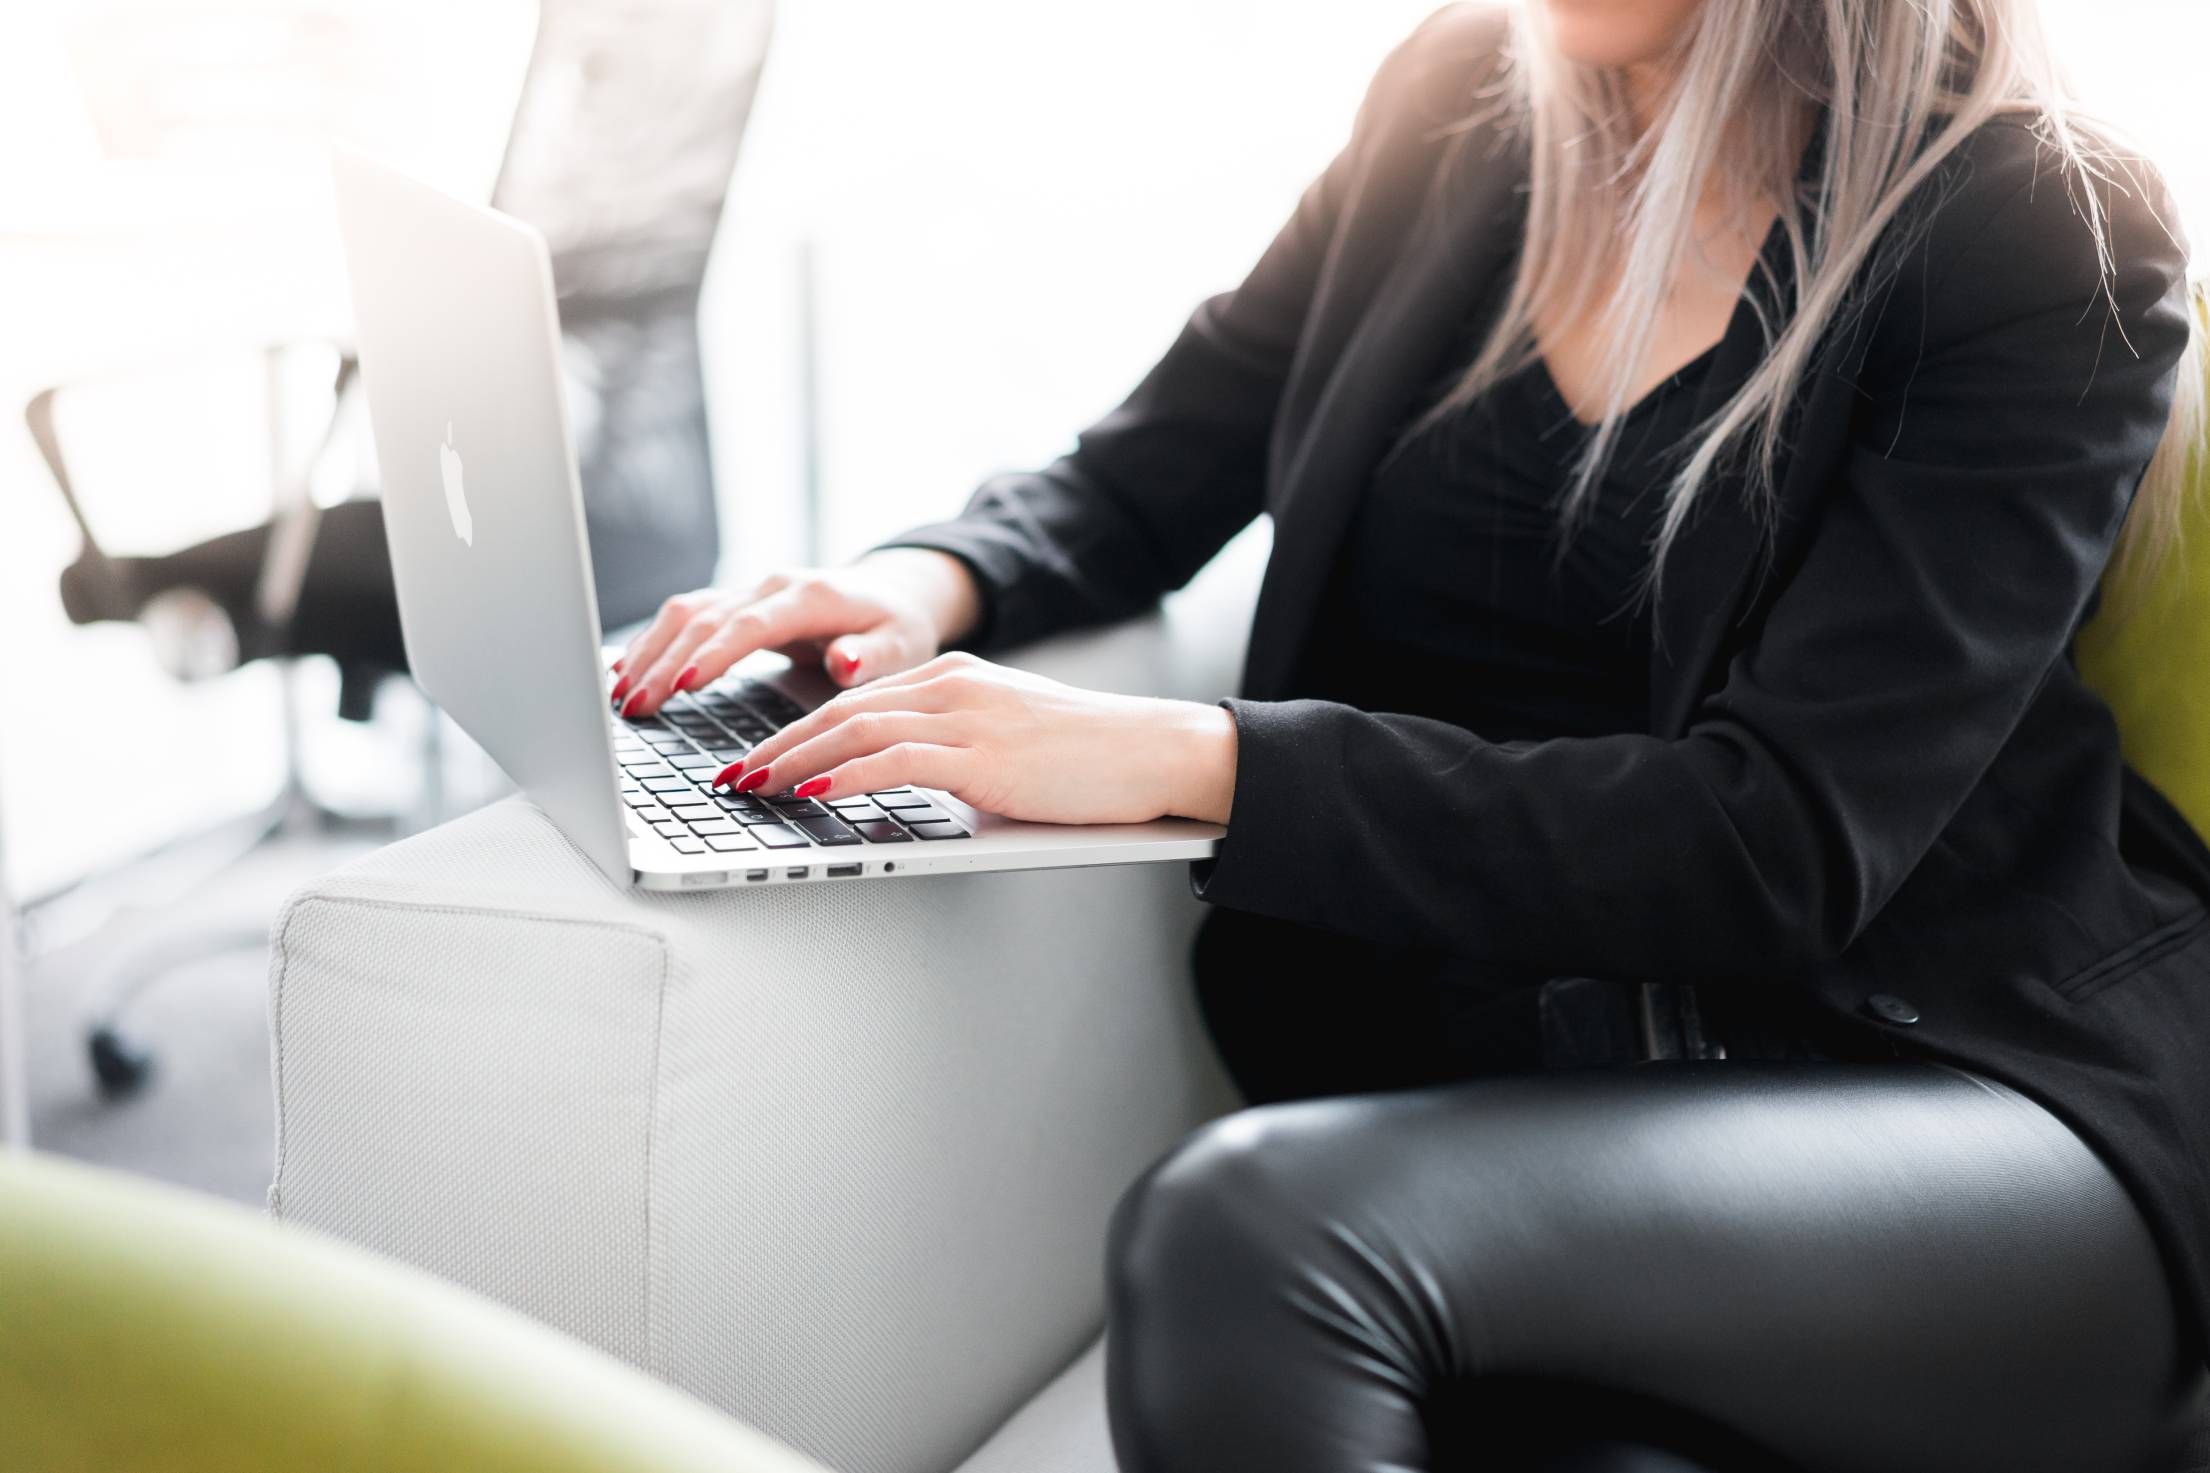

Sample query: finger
[624,610,734,717]
[695,608,887,696]
[629,581,852,716]
[614,594,712,700]
[669,580,900,714]
[615,570,809,708]
[788,742,976,805]
[732,712,968,798]
[713,678,966,787]
[820,625,925,687]
[827,648,984,695]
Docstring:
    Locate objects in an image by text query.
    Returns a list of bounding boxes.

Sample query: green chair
[0,1151,831,1473]
[2078,293,2210,843]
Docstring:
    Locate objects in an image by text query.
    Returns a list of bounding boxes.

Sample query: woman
[616,0,2210,1466]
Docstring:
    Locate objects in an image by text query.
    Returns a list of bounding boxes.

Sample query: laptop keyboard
[612,676,972,856]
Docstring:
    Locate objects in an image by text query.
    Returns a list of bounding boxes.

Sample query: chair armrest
[23,341,353,629]
[3,1152,831,1473]
[266,527,1266,1473]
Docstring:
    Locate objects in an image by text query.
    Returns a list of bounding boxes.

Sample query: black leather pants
[1105,1063,2209,1473]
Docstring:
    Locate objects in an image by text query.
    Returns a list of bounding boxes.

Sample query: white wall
[700,0,2210,582]
[699,0,1443,580]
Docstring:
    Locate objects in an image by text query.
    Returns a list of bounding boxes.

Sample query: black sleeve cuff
[1189,697,1348,920]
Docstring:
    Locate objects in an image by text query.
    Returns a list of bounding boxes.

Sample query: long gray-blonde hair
[1435,0,2202,605]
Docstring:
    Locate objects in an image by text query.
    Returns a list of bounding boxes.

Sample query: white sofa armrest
[267,527,1267,1473]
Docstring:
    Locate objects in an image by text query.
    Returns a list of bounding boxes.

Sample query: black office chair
[25,0,777,1097]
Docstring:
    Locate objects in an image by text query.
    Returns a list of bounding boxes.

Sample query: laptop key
[622,792,657,808]
[852,819,912,843]
[705,833,758,853]
[795,814,862,846]
[903,820,969,840]
[829,803,887,825]
[748,823,810,849]
[873,790,931,810]
[687,818,740,835]
[668,754,718,771]
[667,803,718,821]
[641,776,691,792]
[651,821,687,838]
[890,804,952,825]
[668,837,708,854]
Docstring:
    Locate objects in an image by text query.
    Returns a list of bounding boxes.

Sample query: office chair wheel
[88,1025,154,1101]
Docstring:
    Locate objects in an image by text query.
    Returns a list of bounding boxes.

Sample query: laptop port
[785,866,810,880]
[826,863,862,878]
[680,871,726,887]
[744,869,770,883]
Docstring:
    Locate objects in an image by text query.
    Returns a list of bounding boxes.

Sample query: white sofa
[265,529,1270,1473]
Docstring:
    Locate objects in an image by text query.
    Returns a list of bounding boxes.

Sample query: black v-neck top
[1301,333,1718,743]
[880,17,2210,1338]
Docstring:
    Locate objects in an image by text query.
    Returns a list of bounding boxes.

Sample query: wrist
[1157,699,1237,825]
[860,547,983,650]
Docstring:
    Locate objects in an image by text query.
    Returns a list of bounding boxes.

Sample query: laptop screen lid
[331,148,630,882]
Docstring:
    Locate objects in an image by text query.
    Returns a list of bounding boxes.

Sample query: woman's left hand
[717,652,1238,825]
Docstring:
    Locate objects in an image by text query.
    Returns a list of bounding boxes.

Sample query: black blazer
[888,5,2210,1348]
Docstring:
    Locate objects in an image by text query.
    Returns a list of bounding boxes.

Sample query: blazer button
[1864,993,1921,1026]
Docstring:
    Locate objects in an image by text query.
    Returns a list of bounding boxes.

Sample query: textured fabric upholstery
[267,528,1267,1473]
[1,1151,829,1473]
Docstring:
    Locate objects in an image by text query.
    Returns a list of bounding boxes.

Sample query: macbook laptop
[331,149,1224,890]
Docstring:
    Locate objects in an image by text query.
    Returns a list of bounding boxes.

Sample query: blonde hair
[1432,0,2203,609]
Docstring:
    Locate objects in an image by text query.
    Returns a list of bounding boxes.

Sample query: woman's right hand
[611,548,982,717]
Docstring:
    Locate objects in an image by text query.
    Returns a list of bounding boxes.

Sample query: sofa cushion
[952,1338,1112,1473]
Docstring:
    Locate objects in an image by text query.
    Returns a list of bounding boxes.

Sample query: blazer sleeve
[874,11,1475,651]
[1193,133,2194,979]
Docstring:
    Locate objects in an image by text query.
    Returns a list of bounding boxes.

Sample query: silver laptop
[331,149,1223,890]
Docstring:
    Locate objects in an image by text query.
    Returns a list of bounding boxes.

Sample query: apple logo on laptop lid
[439,422,473,547]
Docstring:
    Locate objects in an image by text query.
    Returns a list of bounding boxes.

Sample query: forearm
[1194,699,1840,978]
[878,445,1261,656]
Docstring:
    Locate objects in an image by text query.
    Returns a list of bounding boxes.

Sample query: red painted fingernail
[794,776,831,799]
[675,664,700,693]
[610,674,632,702]
[833,651,859,679]
[620,689,650,718]
[610,656,624,673]
[713,761,745,789]
[735,768,772,793]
